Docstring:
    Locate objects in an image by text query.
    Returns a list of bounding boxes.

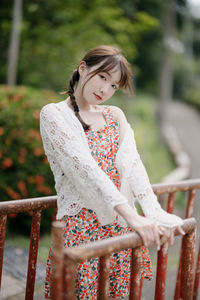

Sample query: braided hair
[68,69,90,131]
[66,45,133,131]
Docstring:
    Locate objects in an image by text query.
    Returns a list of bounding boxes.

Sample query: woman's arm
[114,202,162,249]
[40,103,128,216]
[110,105,185,244]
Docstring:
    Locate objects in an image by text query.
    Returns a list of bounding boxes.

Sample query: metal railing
[51,218,197,300]
[0,178,200,299]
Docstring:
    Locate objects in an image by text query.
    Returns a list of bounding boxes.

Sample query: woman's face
[78,62,121,106]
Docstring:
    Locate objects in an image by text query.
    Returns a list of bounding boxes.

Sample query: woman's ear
[78,61,87,76]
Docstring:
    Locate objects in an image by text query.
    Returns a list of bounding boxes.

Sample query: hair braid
[67,70,90,131]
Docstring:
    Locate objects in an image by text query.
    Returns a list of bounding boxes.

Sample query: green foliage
[184,84,200,110]
[0,85,59,234]
[1,0,162,92]
[173,53,200,110]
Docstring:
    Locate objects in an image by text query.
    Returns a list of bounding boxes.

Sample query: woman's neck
[73,83,95,112]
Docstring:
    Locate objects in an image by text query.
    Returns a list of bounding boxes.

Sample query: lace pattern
[40,102,128,225]
[40,101,183,228]
[115,123,183,228]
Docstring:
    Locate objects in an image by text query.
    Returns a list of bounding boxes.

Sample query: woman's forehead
[89,63,121,82]
[105,68,121,83]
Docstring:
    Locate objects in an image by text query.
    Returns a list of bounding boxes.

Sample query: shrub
[0,85,59,234]
[184,84,200,111]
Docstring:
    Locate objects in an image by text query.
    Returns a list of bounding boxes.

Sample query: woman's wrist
[114,203,140,224]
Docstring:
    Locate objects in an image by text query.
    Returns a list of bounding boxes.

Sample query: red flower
[35,175,45,184]
[33,110,40,120]
[18,148,27,164]
[6,187,20,200]
[33,148,43,156]
[28,129,41,141]
[17,180,28,197]
[0,127,4,136]
[2,158,13,169]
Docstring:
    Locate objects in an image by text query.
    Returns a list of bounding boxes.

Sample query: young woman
[40,45,184,299]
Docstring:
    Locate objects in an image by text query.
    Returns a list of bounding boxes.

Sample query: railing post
[0,215,7,291]
[98,256,110,300]
[193,239,200,300]
[51,221,64,300]
[129,246,143,300]
[180,226,196,300]
[155,242,169,300]
[63,255,76,300]
[174,189,196,300]
[25,209,41,300]
[155,192,175,300]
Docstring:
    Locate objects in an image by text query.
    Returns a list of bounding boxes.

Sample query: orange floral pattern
[45,107,152,299]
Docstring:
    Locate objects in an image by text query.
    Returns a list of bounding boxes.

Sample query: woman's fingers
[137,225,161,249]
[139,224,185,250]
[159,225,185,247]
[152,225,161,250]
[169,228,175,246]
[176,225,185,236]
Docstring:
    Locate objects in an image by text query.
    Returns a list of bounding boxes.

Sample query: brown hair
[67,45,133,131]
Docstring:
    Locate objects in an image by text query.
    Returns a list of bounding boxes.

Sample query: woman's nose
[100,83,110,94]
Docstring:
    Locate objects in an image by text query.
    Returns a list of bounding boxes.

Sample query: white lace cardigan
[40,100,183,228]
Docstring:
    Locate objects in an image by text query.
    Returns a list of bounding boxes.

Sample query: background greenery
[1,0,200,235]
[0,85,57,233]
[0,84,174,234]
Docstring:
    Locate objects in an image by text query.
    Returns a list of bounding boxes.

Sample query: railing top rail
[0,196,57,215]
[152,178,200,194]
[55,218,196,263]
[1,178,200,214]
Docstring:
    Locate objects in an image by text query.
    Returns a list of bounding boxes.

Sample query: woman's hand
[128,215,163,250]
[114,203,162,250]
[159,225,185,246]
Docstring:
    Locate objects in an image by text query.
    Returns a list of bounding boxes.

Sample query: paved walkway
[166,101,200,227]
[1,101,200,300]
[143,101,200,299]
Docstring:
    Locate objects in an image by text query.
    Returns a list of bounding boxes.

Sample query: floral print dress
[45,106,152,299]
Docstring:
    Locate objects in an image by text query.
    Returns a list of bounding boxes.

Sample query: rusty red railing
[0,178,200,299]
[51,217,197,300]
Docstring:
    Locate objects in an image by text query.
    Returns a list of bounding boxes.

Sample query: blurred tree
[117,0,165,91]
[1,0,161,91]
[7,0,22,86]
[157,0,176,129]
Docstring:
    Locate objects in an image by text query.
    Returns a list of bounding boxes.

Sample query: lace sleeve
[122,126,183,228]
[40,103,128,214]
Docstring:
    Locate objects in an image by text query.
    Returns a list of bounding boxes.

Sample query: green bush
[184,84,200,111]
[0,85,59,234]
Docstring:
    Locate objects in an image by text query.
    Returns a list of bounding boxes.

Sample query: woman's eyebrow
[105,71,119,84]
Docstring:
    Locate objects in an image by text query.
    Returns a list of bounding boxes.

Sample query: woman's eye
[100,74,106,80]
[112,84,117,90]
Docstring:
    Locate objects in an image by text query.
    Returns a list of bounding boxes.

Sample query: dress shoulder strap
[102,106,116,126]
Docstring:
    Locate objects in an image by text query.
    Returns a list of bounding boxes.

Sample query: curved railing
[51,218,197,300]
[0,178,200,299]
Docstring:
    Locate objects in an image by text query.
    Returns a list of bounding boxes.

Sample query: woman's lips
[94,93,102,101]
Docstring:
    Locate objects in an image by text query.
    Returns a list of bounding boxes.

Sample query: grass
[6,233,51,263]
